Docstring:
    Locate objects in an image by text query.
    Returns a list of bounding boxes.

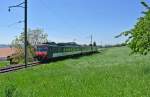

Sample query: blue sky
[0,0,145,45]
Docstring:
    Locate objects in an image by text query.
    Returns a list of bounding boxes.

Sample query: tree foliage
[27,28,48,46]
[10,28,48,64]
[117,0,150,55]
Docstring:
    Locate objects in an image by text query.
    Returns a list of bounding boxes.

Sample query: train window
[63,48,65,52]
[67,48,69,52]
[55,47,57,52]
[51,47,55,52]
[57,47,60,52]
[37,46,48,52]
[70,47,72,52]
[59,47,62,52]
[57,48,59,52]
[66,48,68,52]
[49,47,51,51]
[54,47,56,52]
[69,48,71,52]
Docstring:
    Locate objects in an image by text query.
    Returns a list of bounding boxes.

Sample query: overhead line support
[8,0,28,67]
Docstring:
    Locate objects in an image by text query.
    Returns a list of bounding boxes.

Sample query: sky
[0,0,146,45]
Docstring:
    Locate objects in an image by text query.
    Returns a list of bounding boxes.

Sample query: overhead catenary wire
[7,20,24,27]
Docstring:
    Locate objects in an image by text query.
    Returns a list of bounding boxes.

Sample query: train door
[48,46,53,58]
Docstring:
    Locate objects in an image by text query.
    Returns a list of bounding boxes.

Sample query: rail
[0,61,40,73]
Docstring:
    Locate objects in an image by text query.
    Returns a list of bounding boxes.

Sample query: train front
[35,45,49,61]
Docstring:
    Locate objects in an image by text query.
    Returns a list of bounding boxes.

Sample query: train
[35,42,98,62]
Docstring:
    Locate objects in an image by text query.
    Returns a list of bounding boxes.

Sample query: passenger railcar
[35,43,97,61]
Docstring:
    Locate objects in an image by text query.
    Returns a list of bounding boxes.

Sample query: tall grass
[0,47,150,97]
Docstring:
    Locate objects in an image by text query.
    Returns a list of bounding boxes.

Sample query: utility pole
[8,0,28,67]
[91,34,93,46]
[24,0,28,67]
[90,33,93,51]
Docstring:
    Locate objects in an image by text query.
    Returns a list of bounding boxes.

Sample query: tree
[27,28,48,46]
[117,0,150,55]
[9,28,48,64]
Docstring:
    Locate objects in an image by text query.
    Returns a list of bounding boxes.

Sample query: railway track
[0,61,41,73]
[0,50,101,74]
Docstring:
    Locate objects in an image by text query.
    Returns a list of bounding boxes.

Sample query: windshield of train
[37,46,48,52]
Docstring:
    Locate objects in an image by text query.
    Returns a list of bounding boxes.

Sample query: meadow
[0,61,9,68]
[0,47,150,97]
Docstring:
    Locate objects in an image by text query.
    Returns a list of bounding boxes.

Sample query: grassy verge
[0,61,9,68]
[0,47,150,97]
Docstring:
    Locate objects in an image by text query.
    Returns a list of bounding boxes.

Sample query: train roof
[37,44,81,48]
[38,42,81,47]
[37,42,96,48]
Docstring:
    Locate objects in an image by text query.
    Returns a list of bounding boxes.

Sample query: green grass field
[0,61,9,68]
[0,47,150,97]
